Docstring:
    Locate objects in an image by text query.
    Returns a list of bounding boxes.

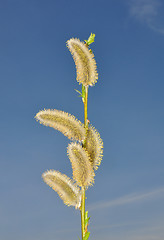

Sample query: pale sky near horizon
[0,0,164,240]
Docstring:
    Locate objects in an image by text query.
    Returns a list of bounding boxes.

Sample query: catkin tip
[85,125,103,170]
[35,109,86,141]
[67,142,95,187]
[42,170,81,209]
[67,38,98,86]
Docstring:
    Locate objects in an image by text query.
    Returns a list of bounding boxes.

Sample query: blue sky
[0,0,164,239]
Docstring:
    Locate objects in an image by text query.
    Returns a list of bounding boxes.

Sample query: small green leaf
[75,86,86,102]
[75,89,82,95]
[83,231,90,240]
[75,89,82,97]
[82,85,85,101]
[85,211,88,220]
[85,211,90,227]
[84,33,95,46]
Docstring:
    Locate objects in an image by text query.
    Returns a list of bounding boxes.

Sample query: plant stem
[84,86,88,130]
[81,186,85,239]
[81,85,88,239]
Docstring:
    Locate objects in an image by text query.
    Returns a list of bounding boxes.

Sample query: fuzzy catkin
[67,38,98,86]
[85,125,103,170]
[67,142,95,187]
[42,170,81,209]
[35,109,86,141]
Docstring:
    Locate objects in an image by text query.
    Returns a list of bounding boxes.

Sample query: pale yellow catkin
[67,38,98,86]
[42,170,81,209]
[35,109,86,141]
[67,142,95,187]
[85,125,103,170]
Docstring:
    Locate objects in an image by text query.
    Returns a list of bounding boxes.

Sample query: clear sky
[0,0,164,240]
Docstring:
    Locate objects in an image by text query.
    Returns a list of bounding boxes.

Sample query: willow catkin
[35,109,86,141]
[85,125,103,170]
[67,38,98,86]
[42,170,81,209]
[67,142,95,187]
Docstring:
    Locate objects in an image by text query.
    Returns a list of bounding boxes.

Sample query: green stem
[81,85,88,239]
[84,86,88,130]
[81,186,86,239]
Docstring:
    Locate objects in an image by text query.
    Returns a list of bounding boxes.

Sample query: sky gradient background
[0,0,164,240]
